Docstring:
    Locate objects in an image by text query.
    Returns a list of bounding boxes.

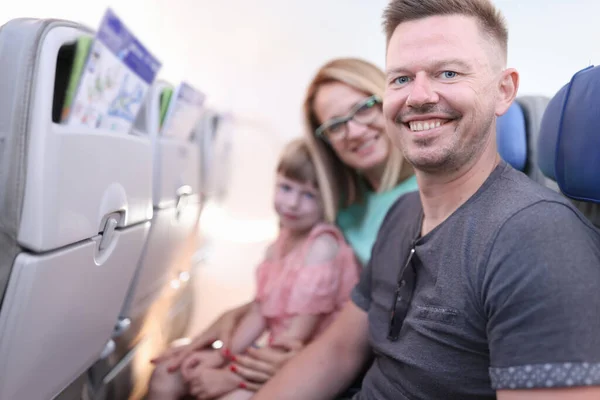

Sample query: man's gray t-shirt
[352,161,600,399]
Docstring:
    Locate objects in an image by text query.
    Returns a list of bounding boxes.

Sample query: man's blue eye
[394,76,410,85]
[442,71,457,79]
[304,192,315,200]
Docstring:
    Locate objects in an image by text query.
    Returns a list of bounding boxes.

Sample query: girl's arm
[276,315,321,344]
[227,243,276,354]
[228,301,267,355]
[276,233,341,344]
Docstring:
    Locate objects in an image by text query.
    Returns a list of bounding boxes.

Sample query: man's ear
[495,68,519,116]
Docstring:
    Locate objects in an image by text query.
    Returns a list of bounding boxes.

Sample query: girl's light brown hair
[303,58,414,221]
[276,138,336,223]
[277,138,318,188]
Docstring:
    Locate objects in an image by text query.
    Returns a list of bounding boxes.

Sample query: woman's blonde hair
[276,138,337,223]
[303,58,413,221]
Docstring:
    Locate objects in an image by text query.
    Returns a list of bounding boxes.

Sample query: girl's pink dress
[255,223,361,342]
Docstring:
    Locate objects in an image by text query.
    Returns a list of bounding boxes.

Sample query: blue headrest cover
[538,65,600,203]
[497,101,527,171]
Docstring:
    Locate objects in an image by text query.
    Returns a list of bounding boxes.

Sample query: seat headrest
[538,65,600,203]
[497,101,527,171]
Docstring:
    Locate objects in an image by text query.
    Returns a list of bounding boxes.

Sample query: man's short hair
[383,0,508,57]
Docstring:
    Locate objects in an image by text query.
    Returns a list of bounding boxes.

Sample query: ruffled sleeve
[285,260,340,315]
[285,223,359,315]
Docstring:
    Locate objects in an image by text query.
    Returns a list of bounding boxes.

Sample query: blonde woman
[148,58,417,395]
[304,57,416,266]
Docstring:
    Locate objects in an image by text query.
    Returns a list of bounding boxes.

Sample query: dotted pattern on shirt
[490,363,600,389]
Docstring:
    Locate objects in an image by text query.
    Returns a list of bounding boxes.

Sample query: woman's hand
[150,302,251,372]
[230,338,304,390]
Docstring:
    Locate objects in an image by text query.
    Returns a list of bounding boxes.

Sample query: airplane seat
[514,96,556,189]
[0,18,152,400]
[199,110,234,203]
[497,96,555,189]
[118,79,203,329]
[157,108,218,346]
[83,80,204,400]
[538,65,600,227]
[497,100,527,171]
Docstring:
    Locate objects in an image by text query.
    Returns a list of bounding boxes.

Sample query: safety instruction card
[65,8,162,132]
[160,82,206,140]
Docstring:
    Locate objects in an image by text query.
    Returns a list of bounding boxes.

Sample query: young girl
[151,138,360,400]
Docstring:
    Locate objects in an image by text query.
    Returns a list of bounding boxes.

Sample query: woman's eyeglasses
[315,95,382,143]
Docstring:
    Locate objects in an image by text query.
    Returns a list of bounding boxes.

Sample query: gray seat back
[0,18,54,303]
[120,80,203,323]
[0,17,153,399]
[514,96,557,189]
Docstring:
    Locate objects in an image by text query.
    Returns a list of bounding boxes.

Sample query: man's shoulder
[477,164,581,226]
[496,164,567,202]
[426,164,600,265]
[480,165,600,252]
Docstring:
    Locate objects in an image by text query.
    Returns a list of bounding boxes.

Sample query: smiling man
[252,1,600,399]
